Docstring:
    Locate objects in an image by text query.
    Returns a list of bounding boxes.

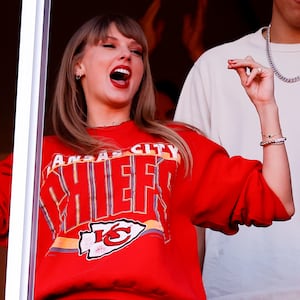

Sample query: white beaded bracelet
[261,133,282,139]
[260,137,287,147]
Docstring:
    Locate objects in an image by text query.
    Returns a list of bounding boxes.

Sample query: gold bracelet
[260,137,287,147]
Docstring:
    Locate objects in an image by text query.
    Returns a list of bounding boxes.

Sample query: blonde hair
[51,14,192,173]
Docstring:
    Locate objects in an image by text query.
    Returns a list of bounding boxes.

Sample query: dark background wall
[0,0,272,156]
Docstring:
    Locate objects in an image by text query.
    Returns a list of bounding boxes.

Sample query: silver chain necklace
[266,24,300,83]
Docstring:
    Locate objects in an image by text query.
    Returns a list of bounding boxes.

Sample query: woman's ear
[74,62,85,79]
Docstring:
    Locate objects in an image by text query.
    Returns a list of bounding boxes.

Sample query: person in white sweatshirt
[174,0,300,299]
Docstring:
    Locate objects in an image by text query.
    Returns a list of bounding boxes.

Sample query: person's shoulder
[196,29,262,64]
[43,135,61,146]
[42,135,70,154]
[167,121,227,155]
[167,121,209,143]
[168,121,203,134]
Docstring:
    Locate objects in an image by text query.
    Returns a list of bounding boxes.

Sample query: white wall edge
[5,0,51,298]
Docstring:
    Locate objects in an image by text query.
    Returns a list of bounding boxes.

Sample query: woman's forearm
[257,102,294,216]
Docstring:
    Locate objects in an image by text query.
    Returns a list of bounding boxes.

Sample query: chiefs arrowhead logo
[79,219,146,259]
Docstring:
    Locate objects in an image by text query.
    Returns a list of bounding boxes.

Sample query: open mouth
[110,68,130,81]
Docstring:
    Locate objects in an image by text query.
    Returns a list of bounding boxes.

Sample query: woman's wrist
[257,102,281,133]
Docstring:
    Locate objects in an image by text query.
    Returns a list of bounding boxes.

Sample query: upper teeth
[115,68,130,75]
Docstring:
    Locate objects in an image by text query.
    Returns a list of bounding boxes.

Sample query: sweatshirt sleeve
[0,154,13,247]
[194,155,290,235]
[174,127,290,235]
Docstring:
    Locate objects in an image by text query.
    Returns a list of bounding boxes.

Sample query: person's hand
[139,0,165,55]
[228,56,275,108]
[182,0,207,62]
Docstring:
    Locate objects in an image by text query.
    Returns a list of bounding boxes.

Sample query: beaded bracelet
[261,133,282,139]
[260,137,287,147]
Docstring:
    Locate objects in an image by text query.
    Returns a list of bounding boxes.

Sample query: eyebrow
[104,35,141,47]
[104,35,117,41]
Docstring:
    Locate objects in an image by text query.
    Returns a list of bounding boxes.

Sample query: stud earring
[75,74,82,80]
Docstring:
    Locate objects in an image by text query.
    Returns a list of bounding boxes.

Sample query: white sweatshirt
[175,27,300,300]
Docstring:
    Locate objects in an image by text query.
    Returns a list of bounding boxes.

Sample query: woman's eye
[102,44,115,48]
[131,49,143,57]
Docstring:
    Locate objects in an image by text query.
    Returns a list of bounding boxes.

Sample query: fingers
[228,56,272,86]
[143,0,161,21]
[139,0,164,54]
[228,56,268,74]
[194,0,208,28]
[247,66,265,81]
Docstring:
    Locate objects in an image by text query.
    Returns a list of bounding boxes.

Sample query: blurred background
[0,0,272,156]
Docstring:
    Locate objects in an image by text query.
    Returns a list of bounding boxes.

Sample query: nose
[119,48,131,61]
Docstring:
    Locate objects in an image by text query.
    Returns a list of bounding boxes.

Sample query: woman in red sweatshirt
[0,14,294,299]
